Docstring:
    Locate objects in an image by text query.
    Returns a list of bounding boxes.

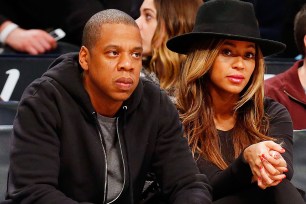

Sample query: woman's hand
[243,141,287,189]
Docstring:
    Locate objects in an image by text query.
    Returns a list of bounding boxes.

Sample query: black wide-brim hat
[167,0,286,57]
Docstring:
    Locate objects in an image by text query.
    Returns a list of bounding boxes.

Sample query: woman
[136,0,203,98]
[167,0,304,203]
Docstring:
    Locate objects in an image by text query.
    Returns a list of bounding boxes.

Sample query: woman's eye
[145,13,153,21]
[245,52,255,59]
[222,49,232,56]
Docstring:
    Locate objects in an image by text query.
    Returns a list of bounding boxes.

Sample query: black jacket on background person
[2,52,212,204]
[0,0,143,46]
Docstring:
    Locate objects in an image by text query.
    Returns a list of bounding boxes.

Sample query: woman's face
[136,0,158,56]
[209,39,256,96]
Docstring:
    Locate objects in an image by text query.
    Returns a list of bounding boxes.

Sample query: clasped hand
[243,141,287,189]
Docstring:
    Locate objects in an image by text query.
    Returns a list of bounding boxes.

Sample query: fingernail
[281,148,285,152]
[284,168,288,172]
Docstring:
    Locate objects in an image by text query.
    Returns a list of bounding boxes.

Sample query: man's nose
[118,53,133,71]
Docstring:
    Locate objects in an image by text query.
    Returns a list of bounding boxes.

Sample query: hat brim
[166,32,286,57]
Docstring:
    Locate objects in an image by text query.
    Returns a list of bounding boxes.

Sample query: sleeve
[151,91,212,204]
[197,152,253,200]
[264,76,284,103]
[264,98,294,179]
[5,82,93,204]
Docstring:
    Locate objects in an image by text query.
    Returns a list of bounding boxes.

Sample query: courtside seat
[0,54,57,101]
[0,125,13,201]
[0,42,79,101]
[264,57,296,79]
[0,101,17,201]
[291,129,306,201]
[0,101,18,125]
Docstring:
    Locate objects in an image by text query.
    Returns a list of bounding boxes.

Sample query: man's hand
[5,27,57,55]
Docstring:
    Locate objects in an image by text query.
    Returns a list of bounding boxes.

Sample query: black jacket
[3,53,212,204]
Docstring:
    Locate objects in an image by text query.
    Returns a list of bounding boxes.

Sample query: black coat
[2,53,212,204]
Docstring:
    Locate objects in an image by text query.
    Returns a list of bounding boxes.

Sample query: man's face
[79,23,143,107]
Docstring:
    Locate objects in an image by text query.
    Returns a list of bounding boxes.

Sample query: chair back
[291,129,306,194]
[0,125,13,201]
[0,101,18,125]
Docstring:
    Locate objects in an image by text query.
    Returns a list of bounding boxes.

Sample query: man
[2,9,212,204]
[265,4,306,130]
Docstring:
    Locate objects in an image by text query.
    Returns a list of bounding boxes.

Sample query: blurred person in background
[0,0,143,55]
[265,4,306,130]
[136,0,203,100]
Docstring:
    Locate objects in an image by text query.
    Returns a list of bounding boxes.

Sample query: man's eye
[132,52,142,58]
[108,51,118,56]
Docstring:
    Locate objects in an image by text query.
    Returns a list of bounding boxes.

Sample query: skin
[209,40,256,131]
[135,0,158,56]
[209,40,287,189]
[1,21,57,55]
[79,23,143,117]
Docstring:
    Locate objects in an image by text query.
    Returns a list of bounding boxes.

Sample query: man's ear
[79,46,89,71]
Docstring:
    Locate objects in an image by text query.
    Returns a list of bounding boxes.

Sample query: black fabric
[166,0,286,57]
[2,52,212,204]
[212,180,303,204]
[0,0,143,46]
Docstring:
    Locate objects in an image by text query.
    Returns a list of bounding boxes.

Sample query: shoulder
[139,78,177,110]
[264,72,286,88]
[264,97,291,122]
[264,70,287,96]
[265,62,299,88]
[140,78,169,101]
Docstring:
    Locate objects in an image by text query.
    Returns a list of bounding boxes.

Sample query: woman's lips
[227,75,245,83]
[115,77,133,90]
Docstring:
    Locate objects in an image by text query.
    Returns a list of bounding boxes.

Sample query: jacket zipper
[283,90,306,105]
[93,112,108,204]
[108,117,126,203]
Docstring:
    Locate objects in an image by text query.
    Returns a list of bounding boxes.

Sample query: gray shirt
[97,114,124,203]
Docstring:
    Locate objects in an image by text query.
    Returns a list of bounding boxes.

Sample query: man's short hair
[82,9,139,49]
[294,4,306,55]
